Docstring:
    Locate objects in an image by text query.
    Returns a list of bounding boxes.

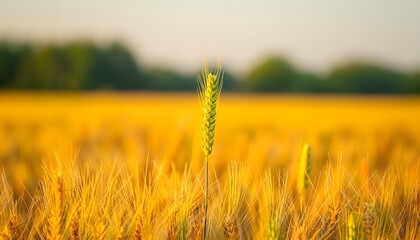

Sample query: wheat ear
[362,203,376,239]
[297,143,311,211]
[222,164,243,240]
[320,204,339,239]
[133,213,143,240]
[70,211,80,240]
[223,217,240,240]
[347,213,358,240]
[197,62,223,240]
[95,209,106,240]
[187,206,205,240]
[198,62,223,157]
[48,171,64,240]
[2,202,19,240]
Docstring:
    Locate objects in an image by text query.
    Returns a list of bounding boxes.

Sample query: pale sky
[1,0,420,74]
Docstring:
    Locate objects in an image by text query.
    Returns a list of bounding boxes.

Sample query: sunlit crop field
[0,93,419,239]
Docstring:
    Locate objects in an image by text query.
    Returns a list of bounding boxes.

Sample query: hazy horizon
[1,0,420,75]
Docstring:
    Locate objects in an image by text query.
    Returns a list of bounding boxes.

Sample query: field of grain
[0,93,419,239]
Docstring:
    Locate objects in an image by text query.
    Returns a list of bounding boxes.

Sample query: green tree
[0,42,31,88]
[328,62,406,93]
[13,45,68,89]
[293,72,328,93]
[406,72,420,94]
[243,57,298,92]
[88,43,144,90]
[146,67,195,91]
[11,42,145,90]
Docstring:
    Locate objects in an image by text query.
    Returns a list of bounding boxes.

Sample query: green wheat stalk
[347,212,360,240]
[297,143,311,211]
[197,61,223,239]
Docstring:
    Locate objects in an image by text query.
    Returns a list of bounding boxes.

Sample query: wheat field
[0,93,419,239]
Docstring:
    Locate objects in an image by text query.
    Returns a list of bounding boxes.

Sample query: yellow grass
[0,93,419,239]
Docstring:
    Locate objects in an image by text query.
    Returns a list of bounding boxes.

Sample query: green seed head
[197,64,223,157]
[348,213,357,240]
[297,143,311,196]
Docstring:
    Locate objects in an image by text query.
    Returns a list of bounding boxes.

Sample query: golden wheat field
[0,93,419,239]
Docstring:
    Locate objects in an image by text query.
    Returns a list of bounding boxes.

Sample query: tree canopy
[1,41,419,94]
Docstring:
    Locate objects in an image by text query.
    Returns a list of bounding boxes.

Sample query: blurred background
[1,0,420,196]
[1,0,420,93]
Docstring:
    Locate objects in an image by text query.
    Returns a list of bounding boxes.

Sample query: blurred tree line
[1,41,420,93]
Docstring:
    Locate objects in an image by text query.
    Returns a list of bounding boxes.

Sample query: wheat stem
[204,156,209,239]
[197,62,223,240]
